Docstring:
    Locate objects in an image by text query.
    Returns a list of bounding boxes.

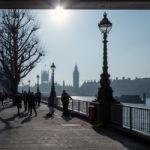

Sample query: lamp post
[50,63,56,98]
[36,75,40,92]
[28,80,30,93]
[97,12,117,125]
[48,62,56,114]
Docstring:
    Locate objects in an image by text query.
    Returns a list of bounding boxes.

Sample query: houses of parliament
[39,64,81,96]
[16,64,150,98]
[19,65,82,96]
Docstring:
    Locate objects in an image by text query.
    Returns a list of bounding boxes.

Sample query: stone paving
[0,101,150,150]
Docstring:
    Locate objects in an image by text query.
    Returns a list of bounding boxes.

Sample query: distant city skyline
[21,10,150,86]
[19,71,150,98]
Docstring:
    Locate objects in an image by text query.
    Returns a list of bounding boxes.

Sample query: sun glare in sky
[49,5,69,24]
[24,10,150,86]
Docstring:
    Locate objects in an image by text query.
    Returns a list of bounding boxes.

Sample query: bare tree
[0,9,44,95]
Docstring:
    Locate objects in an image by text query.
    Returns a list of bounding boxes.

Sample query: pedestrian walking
[22,91,28,112]
[0,92,4,106]
[27,92,31,114]
[28,92,37,116]
[36,91,41,108]
[61,90,72,117]
[15,93,22,116]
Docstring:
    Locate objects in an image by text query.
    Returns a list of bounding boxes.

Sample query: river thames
[71,96,150,107]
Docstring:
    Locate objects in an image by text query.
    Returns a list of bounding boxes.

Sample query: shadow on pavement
[62,116,72,122]
[0,103,13,112]
[0,114,21,133]
[93,126,150,150]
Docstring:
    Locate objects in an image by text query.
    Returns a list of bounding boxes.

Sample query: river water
[71,96,95,102]
[71,96,150,107]
[42,92,150,107]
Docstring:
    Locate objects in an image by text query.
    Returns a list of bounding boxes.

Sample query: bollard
[89,105,96,123]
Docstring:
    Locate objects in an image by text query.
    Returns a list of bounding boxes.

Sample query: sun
[49,6,69,24]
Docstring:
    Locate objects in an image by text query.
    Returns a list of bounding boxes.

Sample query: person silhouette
[61,90,72,117]
[15,93,22,116]
[28,92,37,116]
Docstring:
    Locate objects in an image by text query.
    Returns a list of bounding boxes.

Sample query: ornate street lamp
[36,75,40,92]
[28,80,30,93]
[97,12,118,125]
[47,62,56,115]
[51,62,56,93]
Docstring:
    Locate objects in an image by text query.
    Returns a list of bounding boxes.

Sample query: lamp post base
[94,98,118,126]
[97,85,119,126]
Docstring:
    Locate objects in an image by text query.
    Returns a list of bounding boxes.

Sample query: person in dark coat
[0,92,4,106]
[26,92,31,114]
[15,93,22,116]
[36,91,41,108]
[28,92,37,116]
[22,91,28,112]
[61,90,72,117]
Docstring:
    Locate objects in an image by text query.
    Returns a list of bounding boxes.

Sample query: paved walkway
[0,102,150,150]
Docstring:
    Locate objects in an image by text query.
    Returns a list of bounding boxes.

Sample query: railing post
[111,104,123,126]
[86,102,88,115]
[72,99,73,112]
[130,107,132,131]
[78,100,80,112]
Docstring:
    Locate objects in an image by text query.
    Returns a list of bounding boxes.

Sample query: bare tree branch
[0,9,44,94]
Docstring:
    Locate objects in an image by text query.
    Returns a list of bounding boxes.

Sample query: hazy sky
[22,9,150,86]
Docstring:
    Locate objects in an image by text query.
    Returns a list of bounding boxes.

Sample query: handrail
[42,96,150,136]
[41,96,90,117]
[111,103,150,136]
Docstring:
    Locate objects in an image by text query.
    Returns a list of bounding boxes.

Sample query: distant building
[73,65,79,93]
[111,77,150,97]
[62,80,65,89]
[19,65,150,98]
[80,80,98,96]
[41,70,50,93]
[41,70,49,83]
[115,95,145,104]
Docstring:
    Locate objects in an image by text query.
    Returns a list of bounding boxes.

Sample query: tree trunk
[10,79,19,105]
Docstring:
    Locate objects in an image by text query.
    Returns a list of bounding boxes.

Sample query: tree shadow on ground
[0,114,21,134]
[19,112,29,118]
[93,126,150,150]
[0,103,13,112]
[20,112,38,124]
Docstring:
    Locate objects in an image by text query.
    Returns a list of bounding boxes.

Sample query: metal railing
[42,96,150,136]
[42,96,90,117]
[123,105,150,135]
[111,103,150,136]
[58,97,90,116]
